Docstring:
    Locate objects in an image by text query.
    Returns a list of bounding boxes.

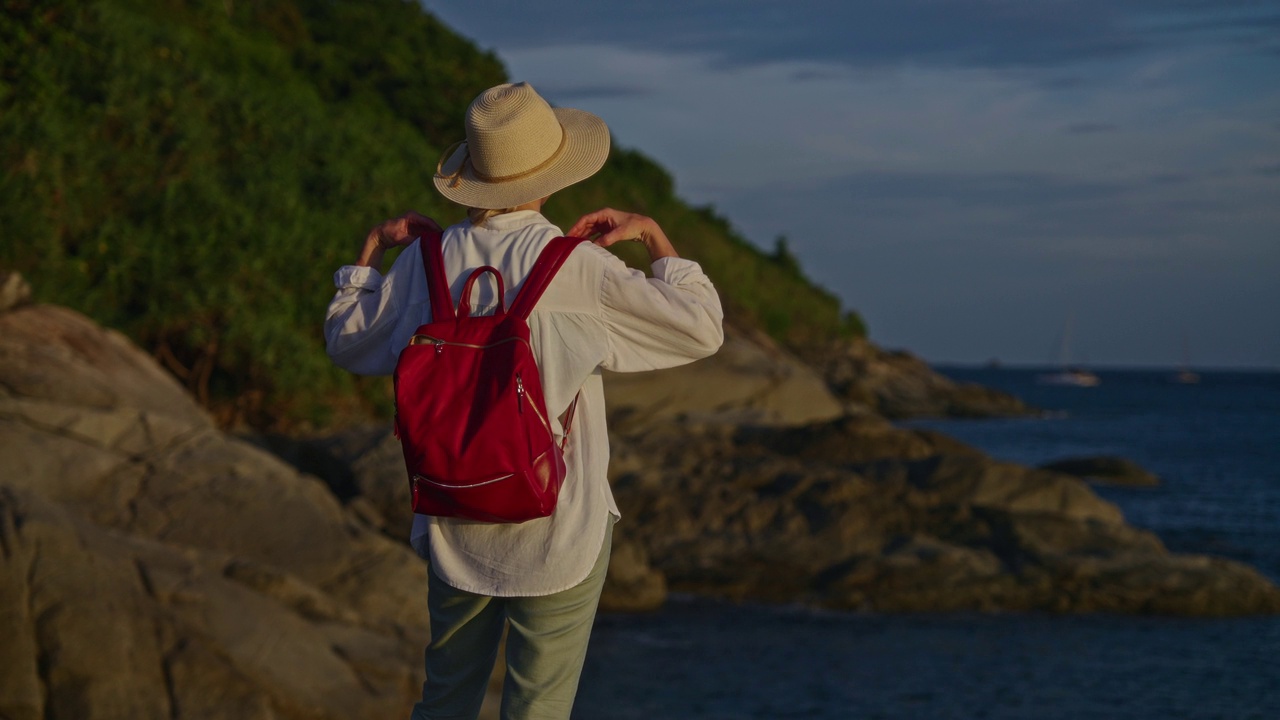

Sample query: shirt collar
[475,210,552,231]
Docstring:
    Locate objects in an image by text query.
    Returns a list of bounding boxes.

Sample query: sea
[573,368,1280,720]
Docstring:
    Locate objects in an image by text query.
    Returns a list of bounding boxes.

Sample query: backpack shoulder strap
[420,230,456,322]
[508,236,588,320]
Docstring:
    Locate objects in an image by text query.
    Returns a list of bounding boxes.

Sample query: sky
[425,1,1280,368]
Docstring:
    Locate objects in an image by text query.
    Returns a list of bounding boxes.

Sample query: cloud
[710,165,1278,269]
[427,0,1280,71]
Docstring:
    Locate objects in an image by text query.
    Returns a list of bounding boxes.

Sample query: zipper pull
[435,339,443,355]
[516,375,525,413]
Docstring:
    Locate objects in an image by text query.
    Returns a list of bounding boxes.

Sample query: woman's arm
[570,208,724,372]
[324,212,440,375]
[568,207,678,262]
[355,211,441,272]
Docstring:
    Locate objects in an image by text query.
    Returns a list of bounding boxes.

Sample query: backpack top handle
[457,266,506,319]
[421,232,587,322]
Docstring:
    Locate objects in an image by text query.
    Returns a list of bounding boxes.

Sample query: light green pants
[410,520,612,720]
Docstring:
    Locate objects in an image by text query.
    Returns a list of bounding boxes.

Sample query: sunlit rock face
[0,298,430,720]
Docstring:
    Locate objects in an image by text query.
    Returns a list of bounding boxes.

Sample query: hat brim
[433,108,610,210]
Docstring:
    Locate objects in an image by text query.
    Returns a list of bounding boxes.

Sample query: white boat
[1037,315,1100,387]
[1039,368,1101,386]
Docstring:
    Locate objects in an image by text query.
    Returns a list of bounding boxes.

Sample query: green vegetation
[1,0,864,428]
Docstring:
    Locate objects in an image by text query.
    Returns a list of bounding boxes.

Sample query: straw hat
[433,82,610,210]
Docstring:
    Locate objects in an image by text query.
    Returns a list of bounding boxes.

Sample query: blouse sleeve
[598,252,724,373]
[323,243,421,376]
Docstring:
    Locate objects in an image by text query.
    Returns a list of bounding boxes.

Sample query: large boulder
[813,336,1034,418]
[603,321,845,429]
[0,487,420,720]
[0,303,208,426]
[0,302,441,720]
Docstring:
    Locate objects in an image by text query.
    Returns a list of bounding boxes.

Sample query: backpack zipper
[415,473,514,489]
[407,336,552,433]
[409,334,529,351]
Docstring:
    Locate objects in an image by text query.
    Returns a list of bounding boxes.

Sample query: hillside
[1,0,864,428]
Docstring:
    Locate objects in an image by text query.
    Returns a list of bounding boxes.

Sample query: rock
[0,270,32,312]
[605,416,1280,615]
[271,426,416,544]
[1039,455,1161,486]
[0,305,442,720]
[737,412,982,465]
[0,304,209,426]
[0,487,172,720]
[0,487,422,720]
[604,321,845,429]
[811,336,1035,419]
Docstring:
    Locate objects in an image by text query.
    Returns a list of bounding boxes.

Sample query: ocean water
[574,369,1280,719]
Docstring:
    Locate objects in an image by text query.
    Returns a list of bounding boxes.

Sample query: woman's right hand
[568,208,678,261]
[370,211,441,250]
[356,211,441,269]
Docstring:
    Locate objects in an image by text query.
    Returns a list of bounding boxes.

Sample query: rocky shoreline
[2,279,1277,720]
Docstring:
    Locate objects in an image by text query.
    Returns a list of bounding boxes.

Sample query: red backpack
[394,231,586,523]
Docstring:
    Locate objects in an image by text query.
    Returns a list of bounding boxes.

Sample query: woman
[324,82,723,720]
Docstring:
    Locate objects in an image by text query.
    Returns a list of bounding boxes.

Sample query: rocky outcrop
[812,336,1035,418]
[1039,455,1161,486]
[604,321,845,429]
[324,410,1280,616]
[0,301,440,720]
[604,418,1280,615]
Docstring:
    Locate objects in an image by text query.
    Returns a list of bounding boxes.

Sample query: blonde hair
[467,207,518,227]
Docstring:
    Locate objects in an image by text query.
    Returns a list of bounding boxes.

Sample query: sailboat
[1173,368,1201,384]
[1172,331,1200,384]
[1038,315,1100,387]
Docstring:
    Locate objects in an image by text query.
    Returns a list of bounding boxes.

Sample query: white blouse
[324,210,723,596]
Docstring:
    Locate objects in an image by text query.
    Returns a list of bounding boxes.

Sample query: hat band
[435,128,568,188]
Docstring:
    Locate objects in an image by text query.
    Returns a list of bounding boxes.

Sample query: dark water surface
[578,600,1278,720]
[574,369,1280,719]
[913,368,1280,582]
